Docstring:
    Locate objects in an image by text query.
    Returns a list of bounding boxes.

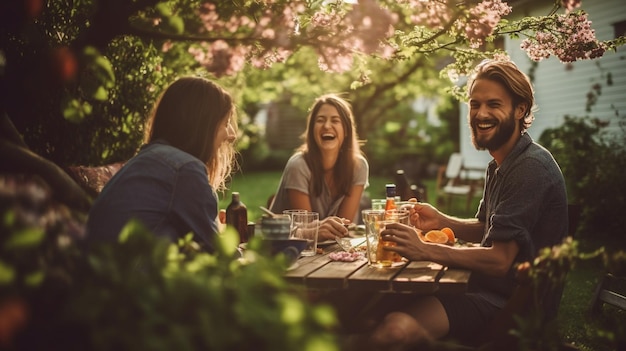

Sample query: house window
[614,20,626,38]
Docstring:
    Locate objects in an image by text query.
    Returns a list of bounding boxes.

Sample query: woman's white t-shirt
[270,152,369,222]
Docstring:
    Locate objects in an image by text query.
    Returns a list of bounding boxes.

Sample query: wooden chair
[436,153,483,212]
[576,205,626,319]
[587,273,626,317]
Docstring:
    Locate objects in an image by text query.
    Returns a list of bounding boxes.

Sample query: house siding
[461,0,626,169]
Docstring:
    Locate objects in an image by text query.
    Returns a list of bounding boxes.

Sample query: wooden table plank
[283,253,333,284]
[347,261,406,292]
[392,261,444,294]
[437,268,471,294]
[284,242,471,295]
[305,259,367,289]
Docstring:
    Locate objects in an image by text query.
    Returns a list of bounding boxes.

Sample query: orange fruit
[440,227,455,244]
[424,230,449,244]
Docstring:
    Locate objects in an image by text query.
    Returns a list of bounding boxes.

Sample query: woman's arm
[287,188,349,241]
[337,184,365,222]
[287,189,313,211]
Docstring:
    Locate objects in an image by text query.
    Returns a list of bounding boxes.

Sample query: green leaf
[167,16,184,35]
[25,270,45,286]
[305,337,340,351]
[312,304,338,328]
[0,261,15,284]
[216,227,239,257]
[81,46,115,100]
[93,55,115,84]
[92,86,109,101]
[279,294,305,324]
[5,227,45,249]
[61,97,83,123]
[3,210,15,227]
[61,96,92,123]
[118,219,149,243]
[155,2,173,17]
[83,45,99,58]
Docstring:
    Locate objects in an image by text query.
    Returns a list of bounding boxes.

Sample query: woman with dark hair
[86,77,237,251]
[270,94,369,241]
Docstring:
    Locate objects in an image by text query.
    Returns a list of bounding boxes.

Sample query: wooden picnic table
[284,240,471,295]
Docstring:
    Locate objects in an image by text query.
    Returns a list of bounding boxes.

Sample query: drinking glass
[290,212,319,256]
[362,209,386,267]
[363,208,409,267]
[371,199,386,210]
[282,209,308,236]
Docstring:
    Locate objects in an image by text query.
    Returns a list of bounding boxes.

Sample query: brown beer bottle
[395,170,412,201]
[380,183,400,262]
[226,192,248,243]
[385,184,397,211]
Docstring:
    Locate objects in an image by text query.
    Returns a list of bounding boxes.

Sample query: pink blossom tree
[138,0,621,77]
[1,0,624,167]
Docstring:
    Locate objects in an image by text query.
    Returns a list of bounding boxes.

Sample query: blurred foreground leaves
[0,174,339,351]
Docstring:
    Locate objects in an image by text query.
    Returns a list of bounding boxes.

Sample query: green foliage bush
[0,175,339,351]
[539,116,626,239]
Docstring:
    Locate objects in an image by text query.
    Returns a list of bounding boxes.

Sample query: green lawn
[220,171,623,350]
[220,170,479,222]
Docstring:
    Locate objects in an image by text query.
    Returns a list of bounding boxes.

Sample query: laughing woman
[270,94,369,241]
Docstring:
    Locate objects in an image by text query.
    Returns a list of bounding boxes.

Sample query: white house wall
[461,0,626,169]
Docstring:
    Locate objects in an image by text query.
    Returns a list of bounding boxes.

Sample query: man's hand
[409,202,443,231]
[380,222,431,262]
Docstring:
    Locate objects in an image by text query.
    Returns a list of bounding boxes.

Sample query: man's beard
[470,109,517,151]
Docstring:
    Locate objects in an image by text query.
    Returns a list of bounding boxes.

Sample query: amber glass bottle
[379,184,400,263]
[226,192,248,243]
[385,184,397,211]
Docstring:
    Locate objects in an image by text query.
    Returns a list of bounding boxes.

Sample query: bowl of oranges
[418,227,456,245]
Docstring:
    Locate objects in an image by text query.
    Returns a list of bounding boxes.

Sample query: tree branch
[352,56,426,133]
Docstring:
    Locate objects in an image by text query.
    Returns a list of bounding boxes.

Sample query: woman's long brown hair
[144,76,237,191]
[298,94,363,200]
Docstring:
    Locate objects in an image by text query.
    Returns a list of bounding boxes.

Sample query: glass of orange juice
[363,209,409,268]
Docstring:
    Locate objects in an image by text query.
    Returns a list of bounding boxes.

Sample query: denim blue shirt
[470,133,568,307]
[86,141,219,251]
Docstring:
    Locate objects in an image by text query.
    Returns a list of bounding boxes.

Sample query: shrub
[0,174,339,351]
[538,115,626,239]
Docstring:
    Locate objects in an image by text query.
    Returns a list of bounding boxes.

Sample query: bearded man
[350,59,568,351]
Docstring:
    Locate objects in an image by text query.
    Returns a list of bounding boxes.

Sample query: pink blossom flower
[520,11,605,63]
[188,41,248,77]
[458,0,512,48]
[561,0,582,13]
